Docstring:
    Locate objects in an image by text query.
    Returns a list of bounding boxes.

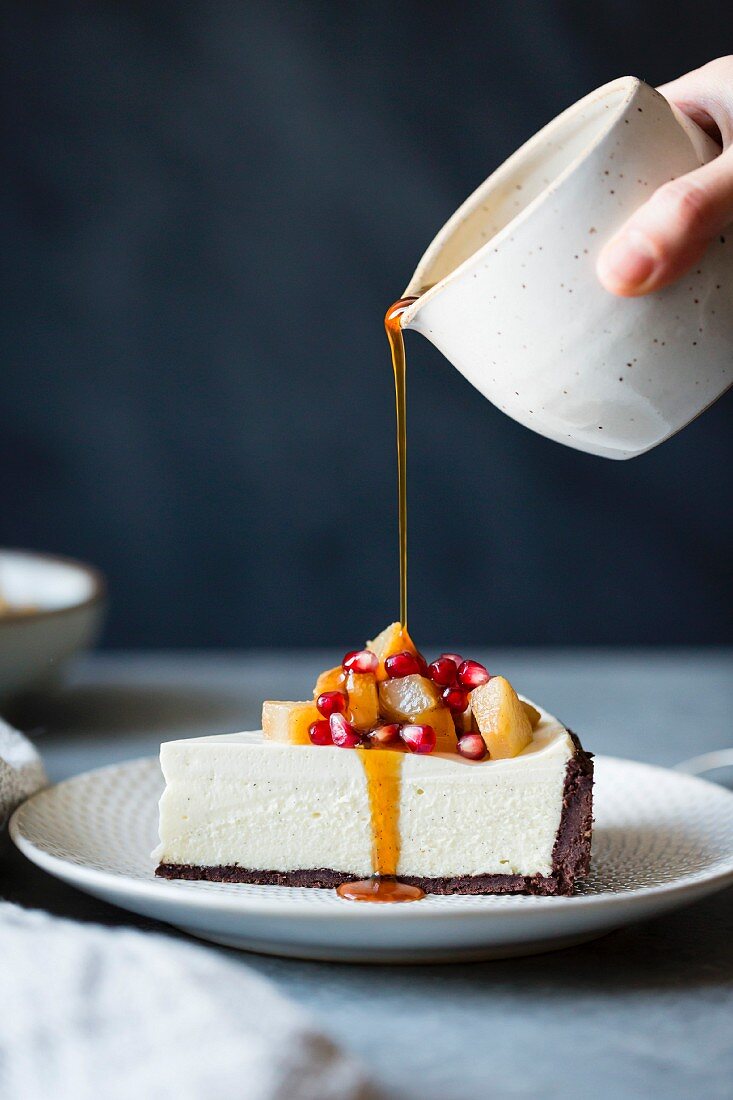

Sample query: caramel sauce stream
[384,297,418,631]
[337,298,425,905]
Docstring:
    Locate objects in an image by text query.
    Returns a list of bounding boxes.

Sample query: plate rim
[10,753,733,921]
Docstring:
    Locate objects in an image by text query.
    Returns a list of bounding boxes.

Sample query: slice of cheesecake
[154,700,593,896]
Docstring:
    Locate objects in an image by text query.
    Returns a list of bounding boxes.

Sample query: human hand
[597,56,733,296]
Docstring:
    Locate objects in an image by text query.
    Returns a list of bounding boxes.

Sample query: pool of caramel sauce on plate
[337,298,425,905]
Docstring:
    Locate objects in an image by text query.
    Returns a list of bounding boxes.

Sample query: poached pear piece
[376,674,457,751]
[470,676,534,759]
[313,666,345,697]
[262,700,321,746]
[367,621,419,681]
[521,700,542,729]
[345,670,379,728]
[378,674,440,721]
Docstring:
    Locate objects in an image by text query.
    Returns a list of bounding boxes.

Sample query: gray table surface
[3,648,733,1100]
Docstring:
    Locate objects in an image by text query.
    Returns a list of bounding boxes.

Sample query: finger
[596,147,733,296]
[658,56,733,145]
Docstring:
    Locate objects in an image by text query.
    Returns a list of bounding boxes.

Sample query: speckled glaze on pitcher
[401,77,732,459]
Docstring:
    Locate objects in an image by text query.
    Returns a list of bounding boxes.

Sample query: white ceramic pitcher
[400,77,732,459]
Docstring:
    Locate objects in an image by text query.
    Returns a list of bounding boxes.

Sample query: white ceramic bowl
[0,550,106,703]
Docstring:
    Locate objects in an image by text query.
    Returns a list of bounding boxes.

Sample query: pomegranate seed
[308,719,333,746]
[415,651,429,676]
[442,685,469,712]
[316,690,348,718]
[329,712,361,748]
[400,724,436,754]
[369,722,401,745]
[457,660,490,689]
[457,733,487,760]
[342,649,378,674]
[385,651,422,678]
[428,657,459,687]
[440,652,463,668]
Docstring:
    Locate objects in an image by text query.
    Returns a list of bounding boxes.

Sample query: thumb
[596,146,733,296]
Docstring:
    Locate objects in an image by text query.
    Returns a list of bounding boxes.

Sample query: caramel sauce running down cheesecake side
[336,746,424,903]
[336,298,425,905]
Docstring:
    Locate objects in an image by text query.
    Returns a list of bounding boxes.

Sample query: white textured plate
[11,755,733,963]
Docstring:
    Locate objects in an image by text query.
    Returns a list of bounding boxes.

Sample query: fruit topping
[442,685,469,713]
[428,657,458,686]
[345,670,379,728]
[470,675,533,759]
[411,706,457,752]
[316,690,348,718]
[521,700,542,729]
[379,673,441,722]
[385,651,423,678]
[262,700,321,745]
[313,665,346,698]
[456,733,488,760]
[400,723,437,754]
[367,622,419,681]
[368,722,401,745]
[308,719,333,746]
[457,659,490,689]
[342,649,379,674]
[440,652,463,667]
[282,626,539,760]
[454,703,475,735]
[329,713,361,748]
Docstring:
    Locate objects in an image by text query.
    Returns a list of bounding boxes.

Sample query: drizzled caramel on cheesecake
[360,746,403,877]
[336,746,424,903]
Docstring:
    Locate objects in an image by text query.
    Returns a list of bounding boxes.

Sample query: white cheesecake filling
[154,702,575,879]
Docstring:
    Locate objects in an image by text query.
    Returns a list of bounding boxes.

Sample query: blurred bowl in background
[0,550,106,705]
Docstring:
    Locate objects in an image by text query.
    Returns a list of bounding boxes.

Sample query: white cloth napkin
[0,902,367,1100]
[0,903,372,1100]
[0,722,372,1100]
[0,717,47,827]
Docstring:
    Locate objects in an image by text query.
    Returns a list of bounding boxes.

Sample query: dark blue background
[3,2,732,647]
